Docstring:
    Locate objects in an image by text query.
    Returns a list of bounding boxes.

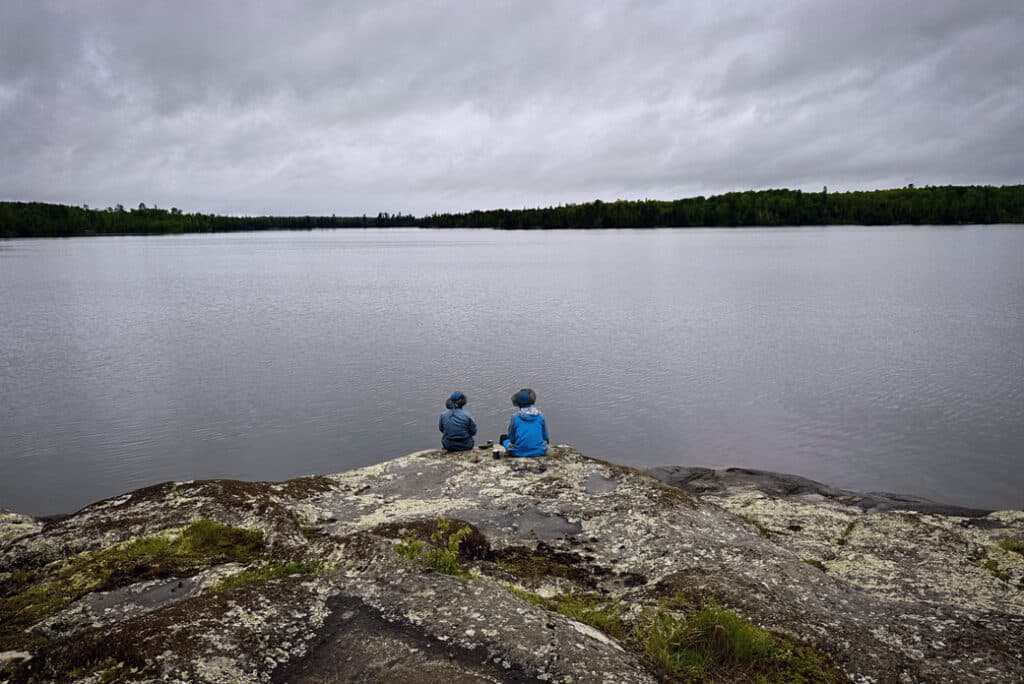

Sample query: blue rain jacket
[502,406,548,457]
[439,407,477,451]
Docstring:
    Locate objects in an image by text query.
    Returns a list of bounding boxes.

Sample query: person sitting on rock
[501,388,549,457]
[439,391,477,452]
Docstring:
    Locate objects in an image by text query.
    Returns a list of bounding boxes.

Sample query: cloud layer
[2,1,1022,215]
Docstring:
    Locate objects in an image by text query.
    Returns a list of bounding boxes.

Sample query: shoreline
[3,222,1024,243]
[2,458,1009,523]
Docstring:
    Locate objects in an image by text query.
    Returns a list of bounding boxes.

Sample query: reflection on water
[1,227,1022,515]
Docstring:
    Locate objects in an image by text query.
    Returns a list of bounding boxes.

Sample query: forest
[421,185,1024,229]
[0,203,415,238]
[2,185,1022,238]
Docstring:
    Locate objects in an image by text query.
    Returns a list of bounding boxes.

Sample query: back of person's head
[512,388,536,408]
[447,391,467,410]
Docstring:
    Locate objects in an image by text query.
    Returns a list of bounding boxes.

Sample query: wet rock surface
[1,447,1022,682]
[648,466,996,517]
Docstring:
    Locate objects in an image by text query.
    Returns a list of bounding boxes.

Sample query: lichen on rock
[2,447,1022,683]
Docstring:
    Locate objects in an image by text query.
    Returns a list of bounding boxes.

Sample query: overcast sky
[1,1,1022,216]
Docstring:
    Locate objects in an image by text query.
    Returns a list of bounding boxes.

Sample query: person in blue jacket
[439,391,477,452]
[501,388,548,457]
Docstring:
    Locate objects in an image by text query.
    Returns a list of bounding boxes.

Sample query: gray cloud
[1,0,1021,215]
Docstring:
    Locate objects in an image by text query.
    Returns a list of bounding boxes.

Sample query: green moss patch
[984,558,1009,582]
[998,539,1024,556]
[499,584,842,684]
[66,658,139,683]
[373,518,492,563]
[636,600,843,683]
[503,584,547,607]
[174,518,263,559]
[0,624,49,653]
[213,560,323,592]
[552,592,628,640]
[71,476,335,544]
[500,587,626,639]
[0,519,263,657]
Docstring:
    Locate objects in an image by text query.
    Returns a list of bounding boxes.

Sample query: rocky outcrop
[1,447,1022,683]
[648,466,1024,615]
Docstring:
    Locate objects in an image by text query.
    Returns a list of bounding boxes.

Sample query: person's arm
[468,413,477,436]
[542,416,549,444]
[439,412,445,433]
[503,416,517,448]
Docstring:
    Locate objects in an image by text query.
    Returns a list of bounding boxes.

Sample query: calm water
[1,227,1022,515]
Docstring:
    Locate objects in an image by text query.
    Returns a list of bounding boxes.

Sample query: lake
[1,227,1022,516]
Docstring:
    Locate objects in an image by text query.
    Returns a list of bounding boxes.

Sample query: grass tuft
[998,539,1024,556]
[552,593,627,640]
[214,561,322,592]
[503,584,547,607]
[396,536,425,562]
[636,599,843,683]
[741,515,773,538]
[67,658,138,683]
[836,520,857,546]
[637,601,772,679]
[500,582,843,683]
[500,586,627,639]
[396,517,473,576]
[177,519,263,559]
[984,558,1009,582]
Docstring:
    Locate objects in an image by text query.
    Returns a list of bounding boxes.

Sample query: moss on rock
[998,539,1024,555]
[0,519,263,661]
[635,599,844,684]
[3,447,1023,683]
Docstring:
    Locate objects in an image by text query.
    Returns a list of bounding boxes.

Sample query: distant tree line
[0,203,415,238]
[2,185,1022,238]
[422,185,1024,229]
